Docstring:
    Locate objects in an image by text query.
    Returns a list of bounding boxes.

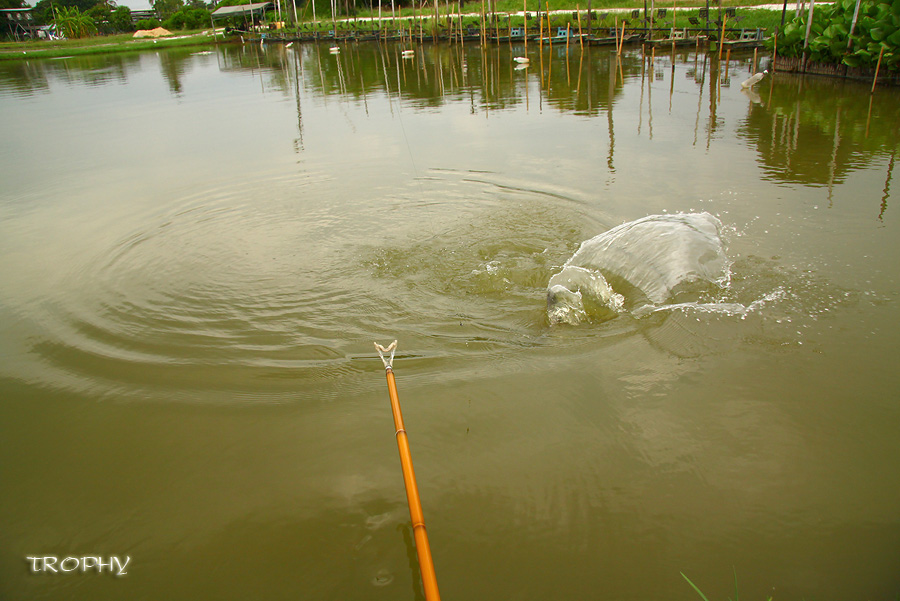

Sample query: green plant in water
[681,568,773,601]
[774,0,899,71]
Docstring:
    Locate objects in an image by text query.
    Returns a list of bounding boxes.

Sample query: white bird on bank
[741,69,768,89]
[513,56,530,64]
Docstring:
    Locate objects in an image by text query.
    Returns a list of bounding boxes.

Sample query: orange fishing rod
[375,340,441,601]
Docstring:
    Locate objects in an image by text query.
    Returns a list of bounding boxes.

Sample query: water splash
[547,213,731,324]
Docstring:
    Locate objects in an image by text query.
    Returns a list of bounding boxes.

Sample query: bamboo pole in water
[614,16,619,54]
[524,0,528,53]
[547,2,552,51]
[540,5,544,51]
[871,45,884,94]
[481,0,486,45]
[375,342,441,601]
[718,14,726,60]
[577,5,583,50]
[671,0,677,51]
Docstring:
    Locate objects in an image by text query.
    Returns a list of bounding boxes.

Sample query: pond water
[1,41,898,601]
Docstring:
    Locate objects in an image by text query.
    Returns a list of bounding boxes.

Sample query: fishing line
[385,47,429,224]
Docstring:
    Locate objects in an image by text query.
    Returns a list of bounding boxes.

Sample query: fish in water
[547,212,730,324]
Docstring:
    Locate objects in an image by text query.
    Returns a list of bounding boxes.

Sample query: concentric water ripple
[4,163,861,403]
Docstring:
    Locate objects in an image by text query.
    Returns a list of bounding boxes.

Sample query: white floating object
[513,56,529,63]
[741,69,768,89]
[401,49,415,57]
[329,46,340,53]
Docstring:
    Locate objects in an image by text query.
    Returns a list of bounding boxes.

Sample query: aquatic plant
[776,0,899,71]
[682,569,773,601]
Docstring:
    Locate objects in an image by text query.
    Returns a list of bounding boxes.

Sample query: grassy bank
[0,30,217,61]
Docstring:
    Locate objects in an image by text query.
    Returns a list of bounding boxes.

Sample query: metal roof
[211,2,274,18]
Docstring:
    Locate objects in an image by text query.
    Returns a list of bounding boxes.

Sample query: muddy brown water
[1,42,898,601]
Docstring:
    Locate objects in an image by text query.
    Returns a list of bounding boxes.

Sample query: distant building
[131,9,159,24]
[1,7,38,40]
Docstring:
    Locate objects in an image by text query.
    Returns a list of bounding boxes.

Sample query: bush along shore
[770,0,899,85]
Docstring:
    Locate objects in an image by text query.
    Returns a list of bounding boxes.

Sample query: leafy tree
[135,17,161,28]
[163,5,210,29]
[110,5,134,31]
[86,2,111,32]
[152,0,184,20]
[32,0,106,24]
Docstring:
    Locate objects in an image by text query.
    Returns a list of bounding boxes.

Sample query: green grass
[0,30,217,60]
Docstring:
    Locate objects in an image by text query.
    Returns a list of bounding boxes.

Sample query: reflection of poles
[648,51,654,140]
[669,44,675,113]
[576,38,584,102]
[827,106,840,206]
[865,92,872,138]
[693,52,707,147]
[880,148,895,221]
[608,53,615,171]
[707,55,718,150]
[638,44,645,135]
[293,40,304,149]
